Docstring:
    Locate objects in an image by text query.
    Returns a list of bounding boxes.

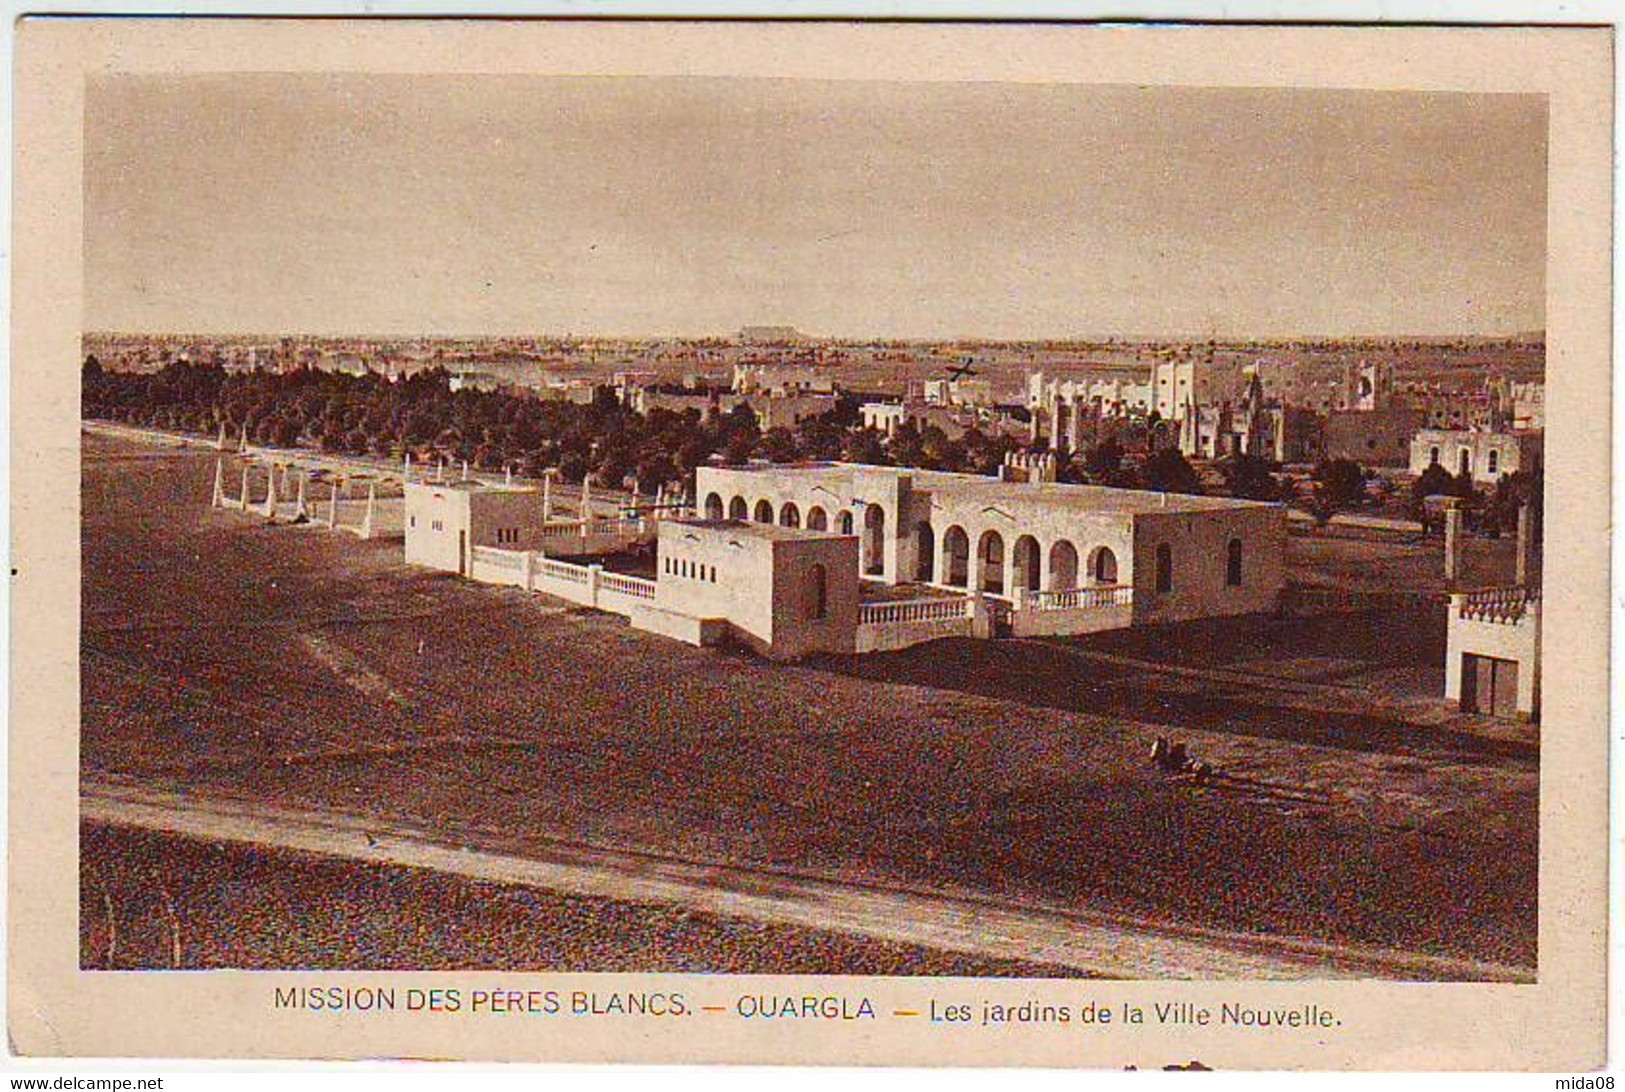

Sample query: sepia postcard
[7,16,1612,1070]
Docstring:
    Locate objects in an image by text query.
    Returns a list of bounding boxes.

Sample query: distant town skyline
[86,76,1546,341]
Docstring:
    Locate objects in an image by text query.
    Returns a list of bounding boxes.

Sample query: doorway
[1461,653,1519,717]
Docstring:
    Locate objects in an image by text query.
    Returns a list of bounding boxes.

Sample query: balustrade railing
[859,597,970,626]
[1456,586,1538,625]
[537,518,640,538]
[600,572,657,600]
[1027,584,1133,611]
[535,557,590,585]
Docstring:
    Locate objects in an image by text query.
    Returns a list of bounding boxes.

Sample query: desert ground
[80,823,1083,975]
[80,429,1537,978]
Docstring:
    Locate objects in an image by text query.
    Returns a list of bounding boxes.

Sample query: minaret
[1242,370,1266,456]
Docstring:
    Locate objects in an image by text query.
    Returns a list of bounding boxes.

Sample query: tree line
[82,357,1537,530]
[81,358,1025,492]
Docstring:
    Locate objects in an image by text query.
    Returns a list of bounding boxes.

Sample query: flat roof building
[1446,587,1541,720]
[639,518,860,661]
[695,462,1286,629]
[404,480,552,576]
[1410,429,1543,484]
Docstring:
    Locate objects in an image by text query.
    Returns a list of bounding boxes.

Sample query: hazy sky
[84,75,1547,339]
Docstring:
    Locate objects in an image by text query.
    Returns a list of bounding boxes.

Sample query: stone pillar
[216,424,228,451]
[211,460,225,508]
[360,481,376,539]
[1443,498,1464,585]
[587,563,603,610]
[968,588,991,639]
[581,478,592,523]
[542,473,553,522]
[295,471,307,519]
[505,465,513,487]
[262,464,278,518]
[404,452,413,482]
[239,465,251,512]
[328,479,340,528]
[1516,502,1533,586]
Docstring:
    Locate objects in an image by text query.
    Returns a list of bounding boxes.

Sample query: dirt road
[83,779,1529,981]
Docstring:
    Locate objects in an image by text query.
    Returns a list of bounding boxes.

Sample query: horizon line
[83,328,1548,345]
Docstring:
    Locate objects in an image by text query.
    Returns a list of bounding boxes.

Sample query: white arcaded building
[695,462,1286,630]
[399,461,1286,660]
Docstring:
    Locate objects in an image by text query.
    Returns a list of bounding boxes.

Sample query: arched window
[1487,448,1499,477]
[1089,546,1118,585]
[704,492,724,520]
[806,506,828,532]
[1457,448,1472,477]
[914,522,935,583]
[803,563,828,620]
[977,530,1005,594]
[1226,539,1243,587]
[728,495,748,520]
[863,505,886,576]
[1048,541,1079,591]
[1013,535,1041,592]
[754,499,774,524]
[1429,446,1440,466]
[837,510,854,536]
[779,502,801,528]
[1155,543,1174,593]
[942,526,970,587]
